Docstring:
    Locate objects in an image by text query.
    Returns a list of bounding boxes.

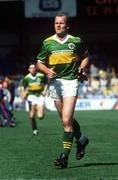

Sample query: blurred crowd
[79,63,118,99]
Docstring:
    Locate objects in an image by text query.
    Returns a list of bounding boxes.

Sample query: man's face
[54,16,68,36]
[28,64,36,74]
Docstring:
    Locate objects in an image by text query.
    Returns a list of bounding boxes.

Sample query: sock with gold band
[62,131,74,157]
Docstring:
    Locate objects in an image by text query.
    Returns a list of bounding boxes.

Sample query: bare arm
[20,86,28,100]
[37,61,56,78]
[41,83,49,96]
[79,56,89,72]
[37,61,49,75]
[78,56,89,82]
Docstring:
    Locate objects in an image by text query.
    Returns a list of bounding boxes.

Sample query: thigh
[49,79,62,100]
[27,95,37,106]
[62,79,79,97]
[61,79,79,122]
[27,95,37,117]
[36,95,45,106]
[36,95,45,117]
[29,104,36,118]
[48,79,79,100]
[62,96,77,123]
[36,104,45,116]
[54,100,63,118]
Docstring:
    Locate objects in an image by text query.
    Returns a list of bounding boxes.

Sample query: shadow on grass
[69,162,118,169]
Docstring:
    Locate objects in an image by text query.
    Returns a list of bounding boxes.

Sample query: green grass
[0,110,118,180]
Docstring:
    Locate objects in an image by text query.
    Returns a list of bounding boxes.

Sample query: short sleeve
[37,41,48,63]
[21,77,28,88]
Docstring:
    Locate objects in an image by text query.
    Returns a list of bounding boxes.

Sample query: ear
[67,26,69,30]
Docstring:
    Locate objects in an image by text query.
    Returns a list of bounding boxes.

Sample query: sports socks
[73,119,81,140]
[62,131,74,157]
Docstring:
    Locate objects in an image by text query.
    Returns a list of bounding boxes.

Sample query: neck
[31,72,36,76]
[56,33,68,41]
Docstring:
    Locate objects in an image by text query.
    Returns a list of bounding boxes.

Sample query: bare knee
[63,118,73,132]
[38,113,44,120]
[29,111,35,119]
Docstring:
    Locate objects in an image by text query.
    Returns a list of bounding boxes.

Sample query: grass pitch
[0,110,118,180]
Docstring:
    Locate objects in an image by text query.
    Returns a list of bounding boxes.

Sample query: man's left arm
[78,56,89,82]
[80,56,89,72]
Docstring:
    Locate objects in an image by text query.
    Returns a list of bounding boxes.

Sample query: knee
[63,119,73,132]
[30,112,35,119]
[38,114,44,120]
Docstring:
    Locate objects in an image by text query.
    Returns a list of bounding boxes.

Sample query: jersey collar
[53,34,70,44]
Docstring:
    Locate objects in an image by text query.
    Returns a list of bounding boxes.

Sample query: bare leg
[54,99,81,139]
[29,104,37,134]
[37,104,45,120]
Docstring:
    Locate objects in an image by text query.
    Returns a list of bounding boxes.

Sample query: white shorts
[27,95,45,105]
[49,79,80,100]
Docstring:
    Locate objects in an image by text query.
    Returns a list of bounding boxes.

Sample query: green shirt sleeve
[37,41,48,63]
[21,77,28,89]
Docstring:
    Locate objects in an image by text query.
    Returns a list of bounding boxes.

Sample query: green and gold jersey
[21,72,45,96]
[37,34,88,80]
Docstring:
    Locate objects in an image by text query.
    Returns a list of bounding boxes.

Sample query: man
[3,75,15,108]
[0,78,16,127]
[37,13,89,168]
[20,62,48,135]
[3,75,16,123]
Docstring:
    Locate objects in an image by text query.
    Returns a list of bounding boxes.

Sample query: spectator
[3,75,15,108]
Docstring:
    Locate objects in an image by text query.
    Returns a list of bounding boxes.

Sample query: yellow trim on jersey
[45,36,54,41]
[28,84,43,91]
[48,52,78,65]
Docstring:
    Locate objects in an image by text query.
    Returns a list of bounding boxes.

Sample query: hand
[21,89,28,101]
[78,68,88,82]
[41,91,46,96]
[47,67,56,79]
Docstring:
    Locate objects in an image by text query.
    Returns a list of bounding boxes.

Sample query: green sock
[73,119,81,140]
[63,132,74,157]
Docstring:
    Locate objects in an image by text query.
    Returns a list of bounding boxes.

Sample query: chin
[57,32,66,37]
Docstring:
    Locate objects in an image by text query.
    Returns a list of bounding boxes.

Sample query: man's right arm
[37,61,56,79]
[19,78,28,100]
[37,61,49,75]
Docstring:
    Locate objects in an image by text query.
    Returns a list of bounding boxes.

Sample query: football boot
[54,153,68,169]
[76,135,89,160]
